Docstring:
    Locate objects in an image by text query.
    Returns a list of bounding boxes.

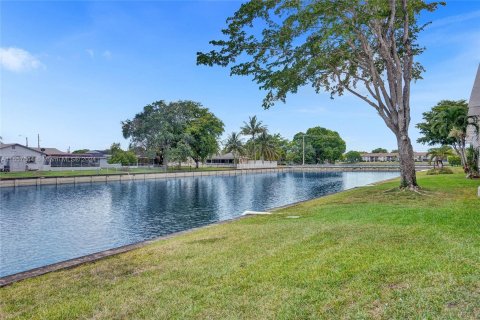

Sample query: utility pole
[37,134,40,148]
[26,137,28,147]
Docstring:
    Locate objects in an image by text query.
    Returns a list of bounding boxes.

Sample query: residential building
[0,144,46,172]
[361,152,429,162]
[0,144,105,172]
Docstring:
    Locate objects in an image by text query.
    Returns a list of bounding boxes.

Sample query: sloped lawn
[1,171,479,319]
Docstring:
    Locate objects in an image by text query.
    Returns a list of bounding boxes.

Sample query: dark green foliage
[417,100,470,146]
[72,149,89,154]
[466,145,479,178]
[241,116,267,161]
[291,126,346,164]
[186,107,225,167]
[286,139,315,164]
[122,100,224,167]
[108,143,137,166]
[197,0,444,188]
[447,155,461,167]
[344,151,363,163]
[256,131,279,161]
[371,148,388,153]
[197,0,441,108]
[427,146,454,169]
[223,132,245,164]
[417,100,478,169]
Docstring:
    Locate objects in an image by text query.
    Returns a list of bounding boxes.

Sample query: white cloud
[102,50,112,59]
[0,47,44,72]
[430,10,480,29]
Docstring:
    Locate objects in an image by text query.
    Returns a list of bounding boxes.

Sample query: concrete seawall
[0,165,427,188]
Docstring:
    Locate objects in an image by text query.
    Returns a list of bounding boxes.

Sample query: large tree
[417,100,478,171]
[198,0,443,189]
[293,127,346,164]
[186,107,225,168]
[122,100,224,168]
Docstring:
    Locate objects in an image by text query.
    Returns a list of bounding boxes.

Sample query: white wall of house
[0,144,46,172]
[236,160,278,169]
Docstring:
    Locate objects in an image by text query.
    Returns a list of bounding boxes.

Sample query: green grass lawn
[0,166,233,179]
[1,171,479,319]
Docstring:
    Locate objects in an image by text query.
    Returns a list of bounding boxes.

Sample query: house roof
[86,150,109,156]
[209,152,246,160]
[0,143,46,155]
[32,147,68,156]
[27,147,105,158]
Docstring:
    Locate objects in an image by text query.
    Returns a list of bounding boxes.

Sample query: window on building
[27,156,36,163]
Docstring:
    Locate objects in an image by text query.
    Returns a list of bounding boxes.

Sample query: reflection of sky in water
[0,171,398,277]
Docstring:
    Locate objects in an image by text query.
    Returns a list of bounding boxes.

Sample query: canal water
[0,171,398,277]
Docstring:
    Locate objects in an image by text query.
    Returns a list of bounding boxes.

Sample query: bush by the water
[447,155,461,167]
[426,167,454,175]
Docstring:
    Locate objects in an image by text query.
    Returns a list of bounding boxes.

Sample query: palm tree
[240,115,266,162]
[223,132,244,165]
[257,131,278,162]
[432,104,479,168]
[427,146,455,169]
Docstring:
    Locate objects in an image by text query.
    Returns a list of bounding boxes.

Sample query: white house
[0,144,46,172]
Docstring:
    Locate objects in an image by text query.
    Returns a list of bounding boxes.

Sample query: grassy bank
[0,166,233,179]
[1,171,479,319]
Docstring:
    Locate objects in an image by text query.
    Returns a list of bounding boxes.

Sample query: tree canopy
[122,100,224,168]
[223,132,245,164]
[416,99,478,170]
[372,148,388,153]
[241,115,267,161]
[292,126,346,164]
[108,143,137,166]
[344,151,363,163]
[198,0,444,188]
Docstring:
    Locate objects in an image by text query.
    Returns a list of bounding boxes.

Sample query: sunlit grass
[1,170,479,319]
[0,166,233,179]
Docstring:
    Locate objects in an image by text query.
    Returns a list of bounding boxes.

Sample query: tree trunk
[195,160,199,169]
[396,134,418,189]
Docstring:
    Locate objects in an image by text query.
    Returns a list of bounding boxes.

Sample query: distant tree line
[224,116,346,165]
[114,100,349,167]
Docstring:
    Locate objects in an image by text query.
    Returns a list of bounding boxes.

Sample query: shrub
[447,155,461,167]
[426,167,454,175]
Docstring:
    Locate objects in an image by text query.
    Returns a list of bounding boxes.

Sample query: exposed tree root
[383,185,431,196]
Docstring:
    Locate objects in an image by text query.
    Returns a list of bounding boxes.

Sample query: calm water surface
[0,171,398,277]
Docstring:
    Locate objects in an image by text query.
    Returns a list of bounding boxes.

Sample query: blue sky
[1,1,479,153]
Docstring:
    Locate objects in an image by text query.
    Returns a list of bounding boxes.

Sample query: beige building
[361,152,428,162]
